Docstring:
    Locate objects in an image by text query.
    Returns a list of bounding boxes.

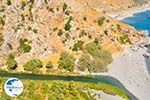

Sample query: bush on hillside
[6,54,18,70]
[23,59,43,72]
[58,52,75,72]
[46,61,53,69]
[19,38,32,53]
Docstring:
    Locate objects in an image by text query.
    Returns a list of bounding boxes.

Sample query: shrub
[21,1,26,10]
[78,54,91,71]
[23,59,43,71]
[49,8,54,13]
[97,17,105,26]
[46,61,53,69]
[94,38,99,45]
[80,41,113,72]
[83,16,87,21]
[84,42,101,56]
[58,52,75,71]
[6,0,11,5]
[118,34,131,44]
[72,41,84,51]
[19,38,32,53]
[88,57,108,72]
[79,30,87,37]
[29,0,34,4]
[63,3,68,12]
[0,34,4,46]
[64,16,72,31]
[57,29,63,36]
[32,29,38,33]
[0,17,5,26]
[6,54,18,70]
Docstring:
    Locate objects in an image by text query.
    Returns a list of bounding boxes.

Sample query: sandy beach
[114,3,150,20]
[106,46,150,100]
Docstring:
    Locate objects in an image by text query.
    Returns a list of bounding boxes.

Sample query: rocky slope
[0,0,146,73]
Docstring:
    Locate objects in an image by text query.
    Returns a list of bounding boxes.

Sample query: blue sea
[121,10,150,36]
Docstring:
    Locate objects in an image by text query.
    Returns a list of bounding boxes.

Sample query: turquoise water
[121,10,150,35]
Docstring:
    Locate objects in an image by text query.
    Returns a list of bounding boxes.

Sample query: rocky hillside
[0,0,146,74]
[86,0,150,17]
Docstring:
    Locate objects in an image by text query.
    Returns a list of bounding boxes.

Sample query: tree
[72,41,84,51]
[19,38,32,53]
[6,0,11,5]
[84,42,101,56]
[97,17,105,26]
[88,57,108,72]
[0,34,4,46]
[46,61,53,69]
[23,59,43,72]
[57,29,63,36]
[6,54,18,70]
[63,3,68,12]
[80,41,113,73]
[58,52,75,71]
[78,54,91,71]
[64,16,72,31]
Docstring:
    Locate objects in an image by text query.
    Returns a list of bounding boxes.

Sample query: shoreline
[105,47,150,100]
[115,4,150,20]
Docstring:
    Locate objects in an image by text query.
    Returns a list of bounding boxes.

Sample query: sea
[121,10,150,36]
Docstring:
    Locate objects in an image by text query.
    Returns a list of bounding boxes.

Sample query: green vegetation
[118,34,131,44]
[58,52,75,71]
[20,14,25,21]
[63,3,68,12]
[21,1,26,10]
[78,41,112,72]
[57,29,63,36]
[97,17,105,26]
[23,59,43,72]
[83,16,87,21]
[0,7,5,12]
[82,83,129,100]
[116,24,121,31]
[72,40,84,51]
[32,28,38,33]
[53,27,58,32]
[7,43,13,50]
[6,0,11,5]
[0,17,5,26]
[19,38,32,53]
[29,0,34,4]
[84,42,101,56]
[64,16,72,31]
[0,34,4,46]
[0,78,128,100]
[49,8,54,13]
[78,54,91,71]
[46,61,53,69]
[6,53,18,70]
[44,0,48,4]
[79,30,87,37]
